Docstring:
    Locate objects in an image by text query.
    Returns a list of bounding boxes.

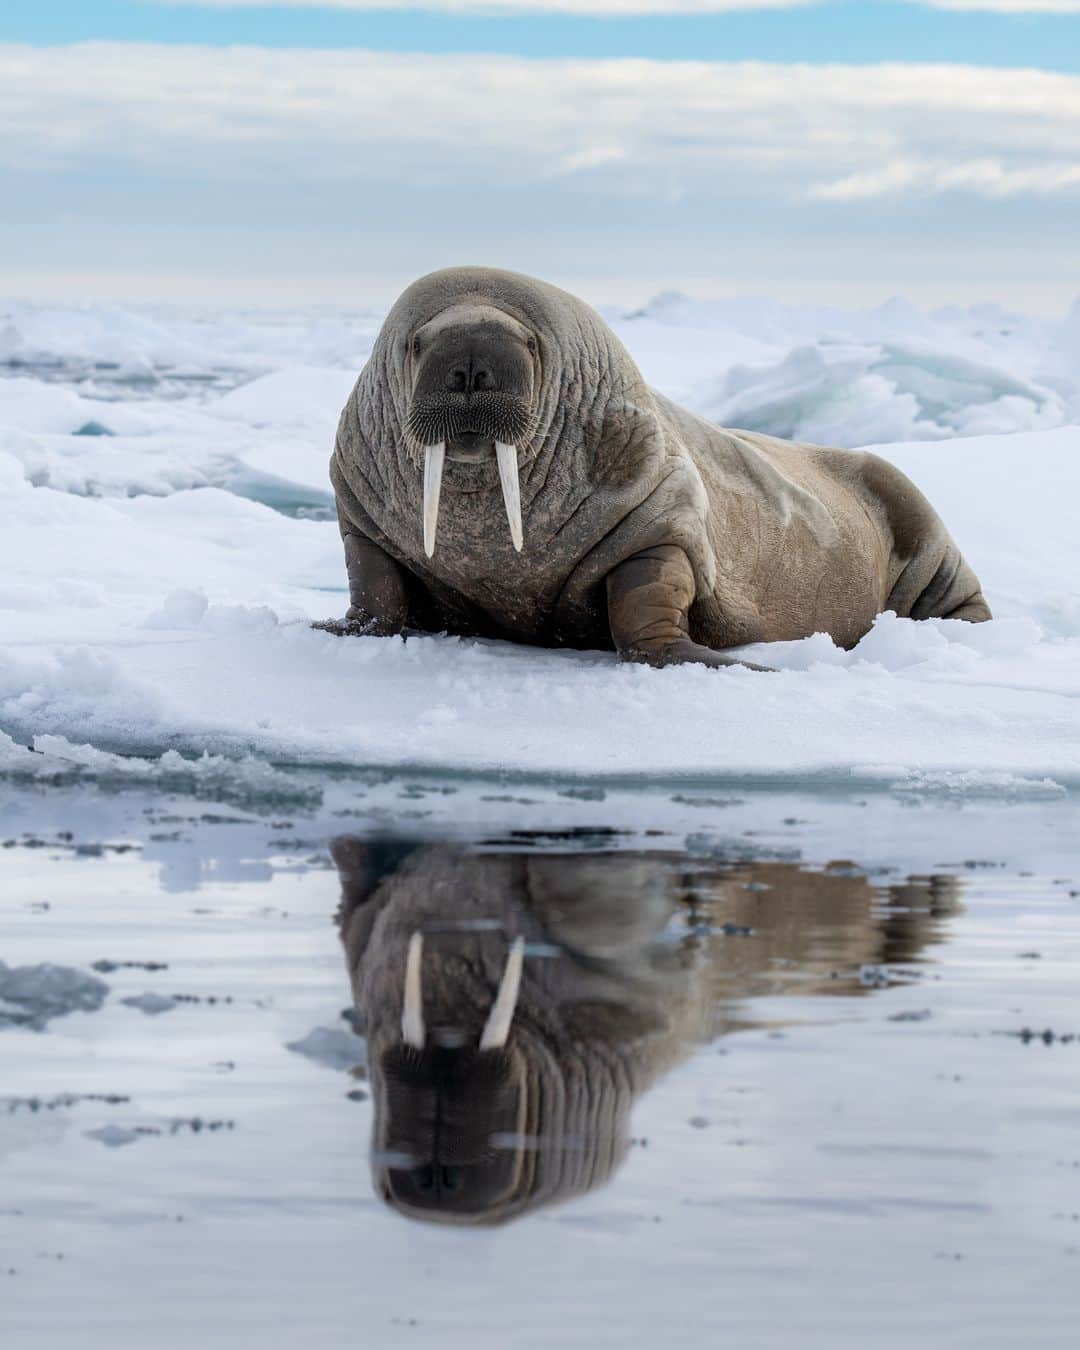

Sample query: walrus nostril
[444,361,495,396]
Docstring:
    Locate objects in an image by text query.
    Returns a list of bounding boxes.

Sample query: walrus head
[334,841,661,1225]
[402,303,540,556]
[372,932,537,1221]
[368,927,630,1225]
[369,973,633,1225]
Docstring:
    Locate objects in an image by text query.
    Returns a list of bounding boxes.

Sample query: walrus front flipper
[606,545,774,673]
[315,533,410,638]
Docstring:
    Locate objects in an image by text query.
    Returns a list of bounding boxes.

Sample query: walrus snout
[404,304,537,449]
[374,1042,526,1222]
[403,305,538,558]
[375,929,530,1222]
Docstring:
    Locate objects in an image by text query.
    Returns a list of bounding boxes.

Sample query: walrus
[322,267,990,669]
[331,836,960,1224]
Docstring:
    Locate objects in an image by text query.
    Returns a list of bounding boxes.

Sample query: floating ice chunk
[120,993,178,1016]
[85,1125,140,1148]
[0,962,109,1031]
[286,1026,367,1072]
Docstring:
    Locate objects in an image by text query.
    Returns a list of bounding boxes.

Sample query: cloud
[812,158,1080,200]
[2,44,1078,204]
[3,43,1078,308]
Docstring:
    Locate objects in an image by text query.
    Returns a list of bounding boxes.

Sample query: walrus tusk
[479,936,525,1050]
[423,442,445,558]
[401,931,426,1049]
[495,442,524,553]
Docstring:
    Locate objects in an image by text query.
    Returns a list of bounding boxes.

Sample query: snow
[0,296,1078,790]
[622,291,1080,440]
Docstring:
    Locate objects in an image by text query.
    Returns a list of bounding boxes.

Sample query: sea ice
[0,296,1077,790]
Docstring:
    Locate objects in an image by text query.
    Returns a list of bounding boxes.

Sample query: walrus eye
[411,336,422,357]
[526,337,537,354]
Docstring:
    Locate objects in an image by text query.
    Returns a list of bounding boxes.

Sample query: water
[2,777,1079,1347]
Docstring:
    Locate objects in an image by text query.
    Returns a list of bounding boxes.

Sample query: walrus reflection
[332,839,960,1225]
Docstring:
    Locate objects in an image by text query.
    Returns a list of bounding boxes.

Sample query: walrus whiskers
[495,442,524,552]
[422,443,445,558]
[401,930,426,1048]
[479,936,525,1050]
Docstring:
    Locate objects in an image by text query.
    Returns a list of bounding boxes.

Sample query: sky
[2,1,1079,311]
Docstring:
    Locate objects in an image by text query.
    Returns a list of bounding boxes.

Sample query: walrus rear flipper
[893,541,992,624]
[860,453,991,625]
[942,593,993,622]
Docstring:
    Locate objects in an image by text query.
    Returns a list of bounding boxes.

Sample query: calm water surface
[2,778,1079,1348]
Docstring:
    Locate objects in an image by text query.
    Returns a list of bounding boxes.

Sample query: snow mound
[694,341,1064,447]
[211,367,356,429]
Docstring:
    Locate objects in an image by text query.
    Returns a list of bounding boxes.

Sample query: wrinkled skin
[332,837,962,1225]
[323,267,990,669]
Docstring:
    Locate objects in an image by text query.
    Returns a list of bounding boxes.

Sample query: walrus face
[374,1042,530,1221]
[402,303,539,557]
[371,930,534,1222]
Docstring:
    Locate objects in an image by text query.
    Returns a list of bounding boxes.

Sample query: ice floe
[0,297,1077,789]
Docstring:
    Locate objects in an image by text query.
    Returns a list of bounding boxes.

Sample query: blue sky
[2,2,1078,310]
[8,1,1080,70]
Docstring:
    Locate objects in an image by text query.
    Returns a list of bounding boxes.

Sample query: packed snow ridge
[0,295,1078,787]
